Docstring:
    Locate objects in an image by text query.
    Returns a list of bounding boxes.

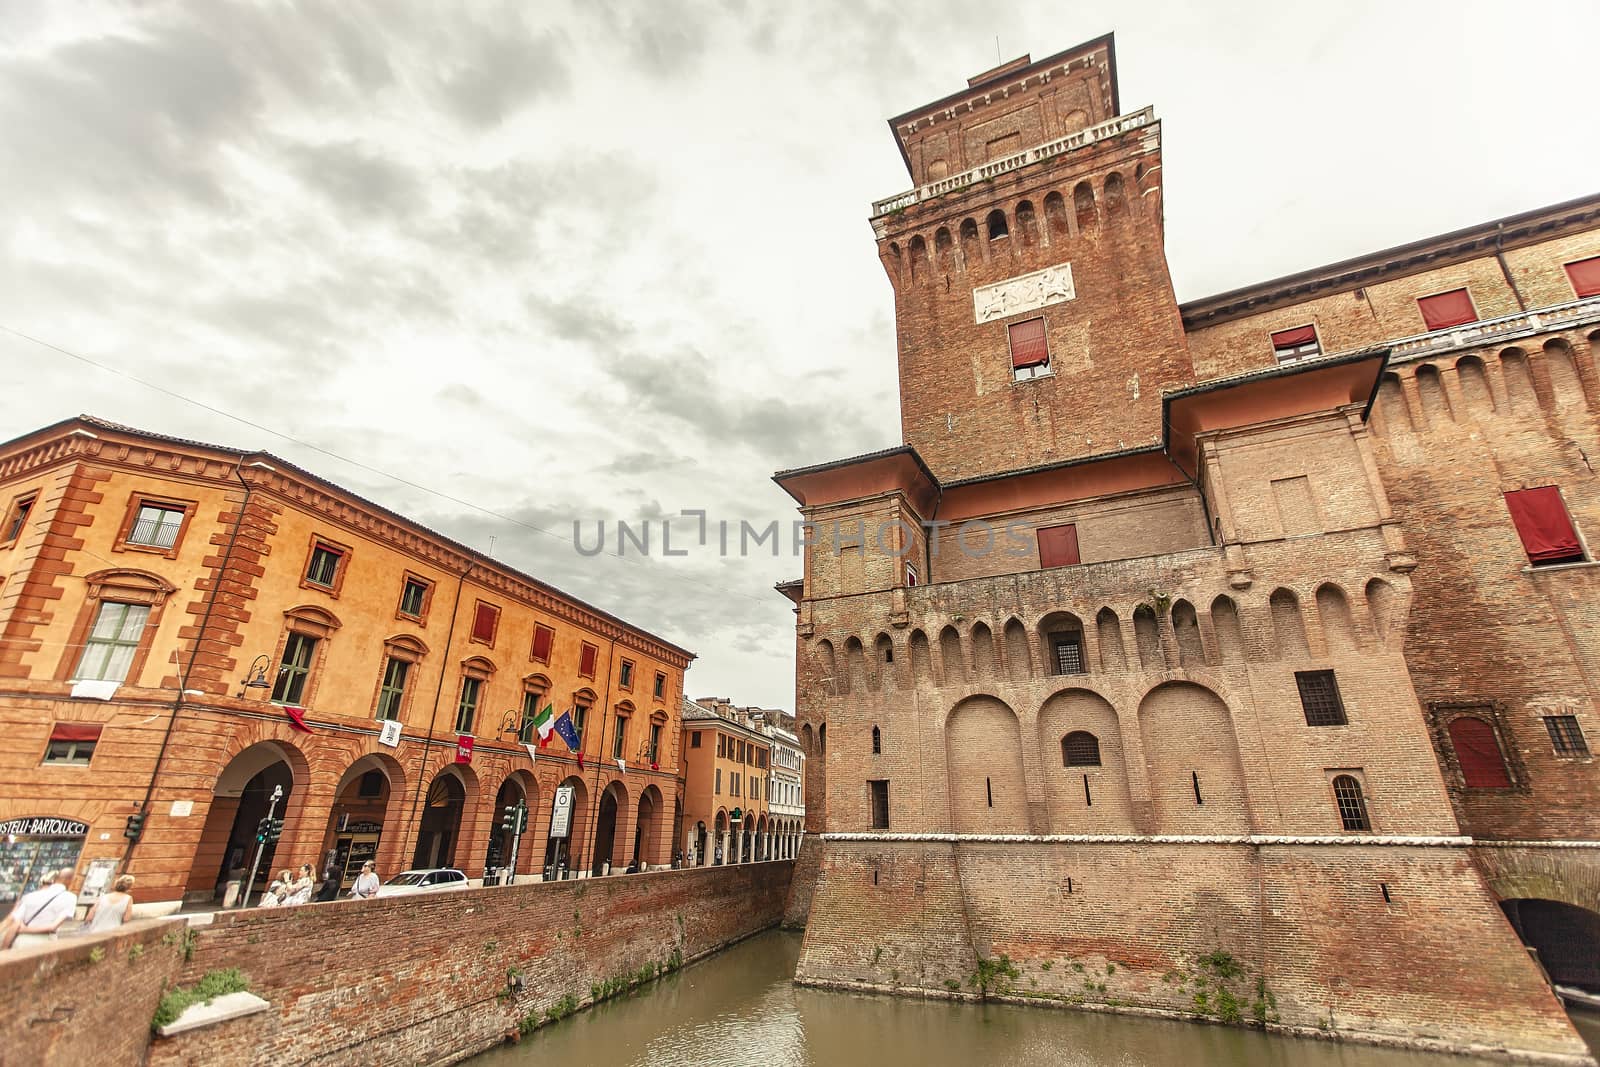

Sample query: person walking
[84,874,135,933]
[314,865,342,902]
[349,861,380,900]
[284,864,315,905]
[2,868,79,949]
[259,868,293,907]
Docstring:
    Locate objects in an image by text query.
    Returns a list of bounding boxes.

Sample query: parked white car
[374,868,470,897]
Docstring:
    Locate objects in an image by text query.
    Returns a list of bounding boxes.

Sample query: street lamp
[237,654,273,697]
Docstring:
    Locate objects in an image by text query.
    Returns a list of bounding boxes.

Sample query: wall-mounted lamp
[238,654,273,697]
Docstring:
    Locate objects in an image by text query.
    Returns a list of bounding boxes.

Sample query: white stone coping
[822,832,1475,847]
[1471,839,1600,849]
[155,991,270,1038]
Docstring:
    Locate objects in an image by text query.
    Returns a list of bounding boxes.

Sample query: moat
[474,929,1599,1066]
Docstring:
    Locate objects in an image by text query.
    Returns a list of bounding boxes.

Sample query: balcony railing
[870,106,1157,219]
[1374,296,1600,365]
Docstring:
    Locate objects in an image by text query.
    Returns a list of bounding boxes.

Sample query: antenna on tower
[995,36,1001,64]
[487,535,497,558]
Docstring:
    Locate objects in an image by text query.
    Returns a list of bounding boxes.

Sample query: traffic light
[518,806,528,833]
[501,805,518,833]
[124,812,146,841]
[266,818,284,844]
[256,817,271,843]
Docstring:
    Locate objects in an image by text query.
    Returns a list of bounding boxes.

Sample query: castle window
[1036,523,1079,568]
[1270,325,1321,364]
[1565,256,1600,299]
[905,562,918,587]
[871,725,881,754]
[868,780,890,829]
[1504,487,1585,566]
[1417,288,1477,331]
[1062,731,1100,767]
[1447,715,1512,787]
[1295,670,1347,726]
[1052,637,1085,675]
[1544,715,1590,757]
[1331,774,1371,832]
[1010,318,1051,381]
[986,209,1009,240]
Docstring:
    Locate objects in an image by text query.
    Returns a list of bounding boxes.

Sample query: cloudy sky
[3,0,1597,708]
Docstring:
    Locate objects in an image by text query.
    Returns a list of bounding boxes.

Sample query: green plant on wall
[967,954,1020,1000]
[151,970,251,1031]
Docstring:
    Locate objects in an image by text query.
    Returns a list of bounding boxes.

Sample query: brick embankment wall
[783,835,822,928]
[0,918,184,1067]
[796,839,1592,1063]
[150,861,792,1067]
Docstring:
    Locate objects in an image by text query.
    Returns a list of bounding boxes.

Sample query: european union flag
[553,709,582,752]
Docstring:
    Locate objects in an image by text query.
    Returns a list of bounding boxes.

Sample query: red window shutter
[1270,325,1317,348]
[1566,256,1600,299]
[471,602,497,643]
[1037,524,1080,568]
[1008,318,1049,368]
[1417,289,1477,331]
[579,643,597,677]
[1505,487,1583,563]
[50,722,103,743]
[1448,717,1512,788]
[531,624,554,662]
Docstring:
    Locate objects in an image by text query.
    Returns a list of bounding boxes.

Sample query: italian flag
[532,703,555,747]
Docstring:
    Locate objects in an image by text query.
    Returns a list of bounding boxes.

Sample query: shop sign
[0,817,89,838]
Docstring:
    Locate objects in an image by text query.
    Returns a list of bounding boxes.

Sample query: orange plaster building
[678,697,798,867]
[0,416,692,909]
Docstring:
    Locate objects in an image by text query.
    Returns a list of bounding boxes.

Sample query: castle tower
[872,37,1194,482]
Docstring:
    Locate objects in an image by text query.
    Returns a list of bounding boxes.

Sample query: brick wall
[797,839,1586,1059]
[149,861,792,1066]
[0,919,183,1066]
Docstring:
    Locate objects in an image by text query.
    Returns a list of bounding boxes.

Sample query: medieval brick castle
[777,35,1600,1059]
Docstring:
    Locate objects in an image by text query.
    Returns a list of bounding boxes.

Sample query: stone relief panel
[973,262,1076,323]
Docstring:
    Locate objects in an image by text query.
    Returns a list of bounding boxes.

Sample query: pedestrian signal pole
[500,799,527,886]
[240,783,284,909]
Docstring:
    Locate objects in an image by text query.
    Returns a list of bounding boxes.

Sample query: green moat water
[475,929,1596,1066]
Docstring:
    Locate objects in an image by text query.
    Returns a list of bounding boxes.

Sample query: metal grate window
[1053,639,1085,675]
[1544,715,1590,757]
[1062,731,1101,767]
[1332,774,1371,831]
[127,504,185,549]
[1296,670,1347,726]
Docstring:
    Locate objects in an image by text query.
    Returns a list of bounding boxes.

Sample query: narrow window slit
[1192,771,1203,805]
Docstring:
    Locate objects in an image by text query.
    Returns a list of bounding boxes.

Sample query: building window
[303,539,346,592]
[1447,715,1513,787]
[579,642,598,679]
[1417,288,1477,331]
[1062,731,1101,767]
[715,768,721,794]
[1037,523,1080,569]
[612,716,628,760]
[1009,318,1050,381]
[1052,637,1085,675]
[868,780,890,829]
[1504,487,1585,566]
[358,770,384,797]
[871,725,881,754]
[731,773,741,797]
[572,700,589,739]
[2,493,35,544]
[619,659,634,690]
[376,657,409,721]
[654,671,666,699]
[124,500,187,551]
[397,576,432,621]
[1544,715,1590,757]
[905,563,918,587]
[530,624,555,663]
[1565,256,1600,299]
[1296,670,1347,726]
[691,731,702,748]
[648,722,662,762]
[72,602,150,683]
[455,676,482,734]
[43,723,100,765]
[1331,774,1371,832]
[1270,324,1320,364]
[518,688,546,742]
[717,735,726,758]
[470,601,499,645]
[271,633,318,704]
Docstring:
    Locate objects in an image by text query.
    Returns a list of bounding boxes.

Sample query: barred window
[1053,638,1085,675]
[127,503,185,549]
[1062,731,1101,767]
[1544,715,1590,757]
[1296,670,1347,726]
[1332,774,1371,832]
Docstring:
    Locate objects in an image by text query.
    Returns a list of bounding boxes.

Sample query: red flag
[284,706,313,733]
[455,735,474,763]
[576,751,584,771]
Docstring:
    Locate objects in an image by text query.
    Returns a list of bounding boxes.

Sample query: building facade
[777,36,1599,1059]
[678,697,801,867]
[0,417,692,910]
